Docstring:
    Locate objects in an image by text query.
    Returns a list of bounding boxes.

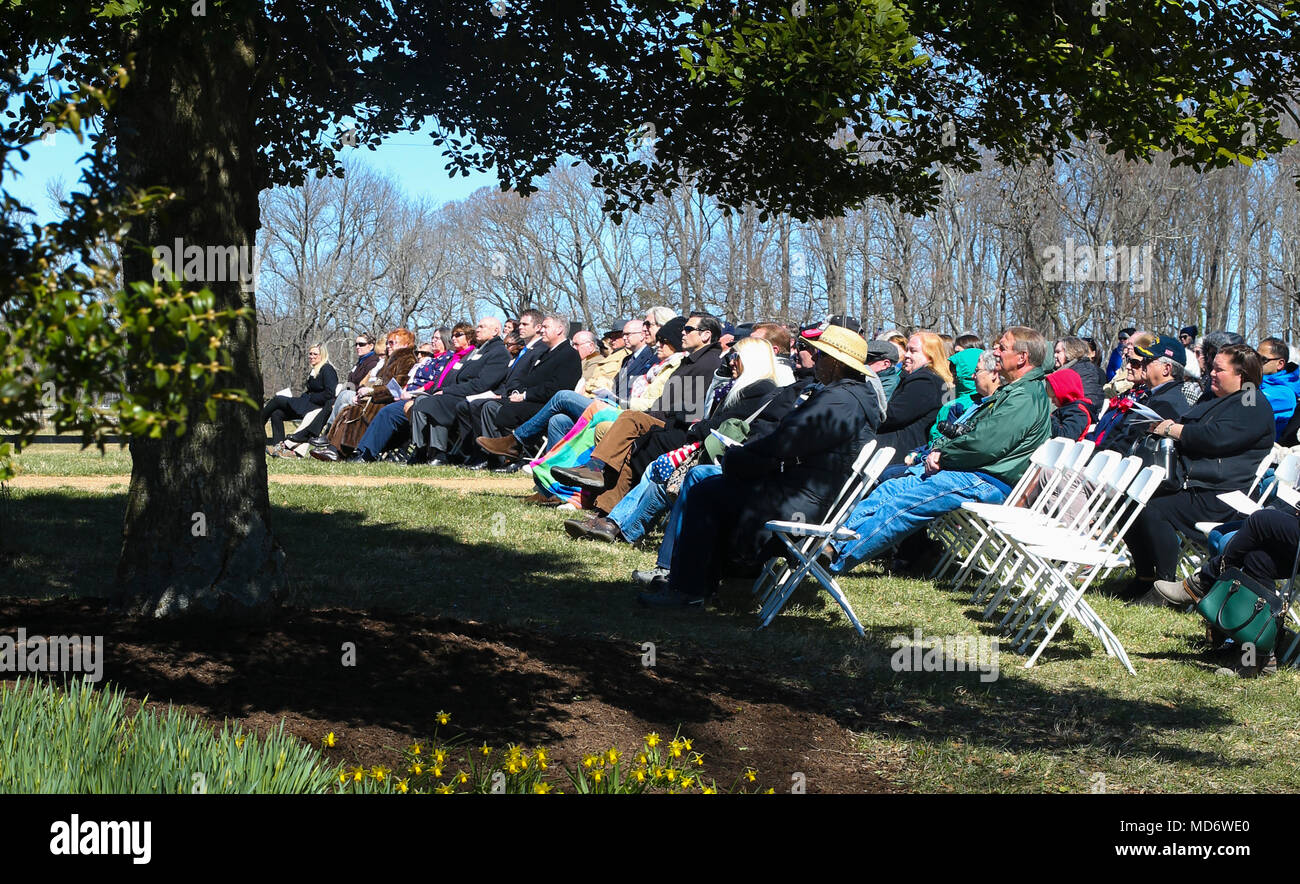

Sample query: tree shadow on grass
[0,489,1249,778]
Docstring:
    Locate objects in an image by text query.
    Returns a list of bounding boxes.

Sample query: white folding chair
[1008,465,1168,674]
[751,442,895,635]
[928,438,1073,584]
[1176,449,1285,577]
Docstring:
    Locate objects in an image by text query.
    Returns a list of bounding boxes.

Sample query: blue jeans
[829,468,1007,573]
[356,399,410,458]
[513,390,594,451]
[607,469,672,542]
[655,464,723,570]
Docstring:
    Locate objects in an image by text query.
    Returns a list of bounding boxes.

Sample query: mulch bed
[0,598,897,793]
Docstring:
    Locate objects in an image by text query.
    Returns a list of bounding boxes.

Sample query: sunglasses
[355,341,370,347]
[1128,357,1151,367]
[683,325,699,333]
[417,350,434,357]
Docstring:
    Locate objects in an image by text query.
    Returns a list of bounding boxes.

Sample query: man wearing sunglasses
[1088,335,1191,453]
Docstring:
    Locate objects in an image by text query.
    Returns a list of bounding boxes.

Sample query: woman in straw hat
[638,324,882,608]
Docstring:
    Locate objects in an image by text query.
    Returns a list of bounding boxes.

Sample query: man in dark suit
[455,310,546,464]
[464,313,583,470]
[407,317,509,466]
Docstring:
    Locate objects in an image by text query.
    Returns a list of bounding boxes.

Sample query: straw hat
[802,325,871,375]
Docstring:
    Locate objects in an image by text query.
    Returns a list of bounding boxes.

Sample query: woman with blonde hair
[876,331,953,465]
[263,342,338,454]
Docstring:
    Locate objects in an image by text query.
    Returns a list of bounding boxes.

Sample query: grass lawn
[5,442,1300,792]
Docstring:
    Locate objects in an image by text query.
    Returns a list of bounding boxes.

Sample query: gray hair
[544,313,569,335]
[646,306,676,327]
[977,351,999,374]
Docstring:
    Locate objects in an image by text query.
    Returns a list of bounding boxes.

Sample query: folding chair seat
[751,442,895,635]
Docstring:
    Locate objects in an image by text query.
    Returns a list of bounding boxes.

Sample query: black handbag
[1127,434,1185,491]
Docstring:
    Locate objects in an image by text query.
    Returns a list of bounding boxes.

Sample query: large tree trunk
[113,13,286,617]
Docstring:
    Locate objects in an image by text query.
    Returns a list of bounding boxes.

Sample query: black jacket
[1062,358,1106,422]
[1177,388,1276,491]
[877,366,947,464]
[496,339,584,427]
[649,342,725,427]
[494,338,545,395]
[723,378,881,562]
[437,336,510,399]
[1050,401,1091,440]
[288,363,339,414]
[345,352,380,391]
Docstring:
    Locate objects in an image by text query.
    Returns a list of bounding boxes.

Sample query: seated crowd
[263,312,1300,674]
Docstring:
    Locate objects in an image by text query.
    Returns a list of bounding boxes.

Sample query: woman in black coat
[1122,344,1276,597]
[1054,336,1106,422]
[262,343,339,447]
[877,332,952,464]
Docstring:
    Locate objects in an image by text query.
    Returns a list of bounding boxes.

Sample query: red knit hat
[1046,368,1088,404]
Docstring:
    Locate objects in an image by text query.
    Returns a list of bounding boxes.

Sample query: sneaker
[552,463,607,490]
[632,567,670,585]
[564,517,599,539]
[1126,588,1170,608]
[1216,653,1278,678]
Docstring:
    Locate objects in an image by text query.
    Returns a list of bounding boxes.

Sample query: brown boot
[476,434,522,461]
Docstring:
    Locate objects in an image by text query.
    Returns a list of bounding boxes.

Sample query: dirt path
[9,473,533,492]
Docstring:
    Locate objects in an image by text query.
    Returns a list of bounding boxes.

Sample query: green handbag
[1194,569,1286,653]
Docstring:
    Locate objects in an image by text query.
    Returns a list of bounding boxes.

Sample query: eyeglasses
[453,332,467,338]
[355,341,370,347]
[683,325,699,333]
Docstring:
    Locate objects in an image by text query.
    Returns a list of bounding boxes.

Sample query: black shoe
[637,588,706,608]
[310,446,341,463]
[492,461,522,474]
[425,453,450,467]
[564,518,598,539]
[464,457,490,471]
[405,447,429,466]
[1125,588,1169,608]
[586,516,621,543]
[309,435,330,447]
[345,452,371,464]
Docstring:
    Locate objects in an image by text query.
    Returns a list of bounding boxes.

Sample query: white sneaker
[557,502,576,511]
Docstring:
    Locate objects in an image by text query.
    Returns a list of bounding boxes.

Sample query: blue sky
[6,116,504,223]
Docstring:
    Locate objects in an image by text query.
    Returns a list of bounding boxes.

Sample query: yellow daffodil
[435,783,455,794]
[606,748,621,765]
[323,732,337,748]
[665,769,676,782]
[337,769,348,784]
[592,770,603,783]
[669,744,683,759]
[634,770,647,783]
[435,711,451,726]
[410,763,424,776]
[692,753,704,767]
[533,782,552,794]
[681,775,695,788]
[636,753,648,765]
[457,772,470,784]
[645,732,660,748]
[702,785,717,794]
[743,768,757,782]
[480,743,492,756]
[351,766,365,783]
[432,766,443,778]
[396,778,409,794]
[582,754,599,769]
[370,766,388,781]
[409,741,422,755]
[506,761,520,775]
[534,748,548,765]
[764,787,775,794]
[682,738,693,751]
[433,748,447,765]
[234,734,246,749]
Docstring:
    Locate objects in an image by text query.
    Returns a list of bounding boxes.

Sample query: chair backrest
[1275,452,1300,490]
[1247,450,1278,495]
[1126,464,1167,504]
[1003,438,1071,507]
[817,439,878,531]
[849,438,879,475]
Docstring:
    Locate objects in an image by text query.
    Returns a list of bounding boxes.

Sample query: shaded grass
[6,445,1300,792]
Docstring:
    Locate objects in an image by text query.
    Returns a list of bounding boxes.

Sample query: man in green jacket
[826,326,1052,574]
